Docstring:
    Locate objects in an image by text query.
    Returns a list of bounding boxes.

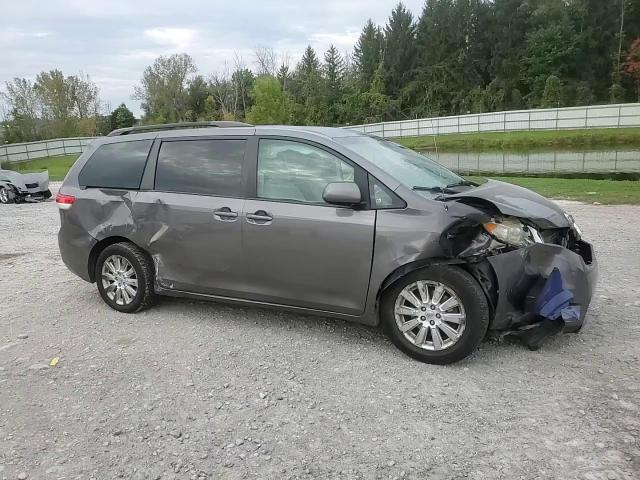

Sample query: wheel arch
[88,236,153,282]
[375,258,497,323]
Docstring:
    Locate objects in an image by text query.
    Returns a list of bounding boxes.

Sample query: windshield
[335,135,463,190]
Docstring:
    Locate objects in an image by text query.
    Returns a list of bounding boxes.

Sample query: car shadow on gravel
[147,296,526,366]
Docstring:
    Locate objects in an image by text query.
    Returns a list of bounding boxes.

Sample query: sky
[1,0,425,117]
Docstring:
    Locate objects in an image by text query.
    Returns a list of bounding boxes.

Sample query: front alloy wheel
[394,281,466,351]
[382,265,489,364]
[0,187,13,204]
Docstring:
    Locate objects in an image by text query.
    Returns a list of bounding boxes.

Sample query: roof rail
[107,121,253,137]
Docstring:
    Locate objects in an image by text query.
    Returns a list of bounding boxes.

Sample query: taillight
[56,193,75,210]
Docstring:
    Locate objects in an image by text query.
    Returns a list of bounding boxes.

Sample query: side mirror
[323,182,363,207]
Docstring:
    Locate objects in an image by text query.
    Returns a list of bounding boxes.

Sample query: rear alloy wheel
[382,266,489,364]
[0,187,14,204]
[96,242,157,313]
[101,255,139,306]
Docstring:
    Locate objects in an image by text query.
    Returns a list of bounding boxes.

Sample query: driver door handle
[246,210,273,224]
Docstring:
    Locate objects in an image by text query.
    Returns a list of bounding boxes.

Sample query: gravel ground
[1,183,639,480]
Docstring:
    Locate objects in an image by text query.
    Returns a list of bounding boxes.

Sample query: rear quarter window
[78,140,153,189]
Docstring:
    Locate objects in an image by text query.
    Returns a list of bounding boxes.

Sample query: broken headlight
[483,217,542,247]
[564,212,583,240]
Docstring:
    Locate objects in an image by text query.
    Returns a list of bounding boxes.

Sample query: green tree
[410,0,468,116]
[323,45,345,124]
[203,95,220,120]
[277,62,291,91]
[246,76,291,124]
[231,68,255,120]
[541,75,562,108]
[523,1,579,106]
[290,46,327,125]
[353,19,384,91]
[133,53,197,123]
[1,78,41,141]
[34,70,99,137]
[488,0,533,107]
[186,75,210,121]
[109,103,136,131]
[574,81,596,106]
[345,62,397,124]
[383,2,416,102]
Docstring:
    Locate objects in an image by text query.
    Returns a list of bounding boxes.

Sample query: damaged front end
[0,170,52,203]
[440,184,597,349]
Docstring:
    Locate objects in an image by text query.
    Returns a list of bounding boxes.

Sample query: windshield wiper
[445,180,477,189]
[412,180,477,193]
[412,185,455,194]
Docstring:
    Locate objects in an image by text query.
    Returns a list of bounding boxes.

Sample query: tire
[381,265,489,365]
[95,242,157,313]
[0,187,14,204]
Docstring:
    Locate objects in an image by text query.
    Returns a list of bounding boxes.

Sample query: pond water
[423,149,640,174]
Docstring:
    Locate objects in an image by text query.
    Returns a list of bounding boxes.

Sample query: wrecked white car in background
[0,169,51,204]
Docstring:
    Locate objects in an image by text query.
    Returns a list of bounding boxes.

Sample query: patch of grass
[3,155,79,181]
[398,127,640,153]
[468,176,640,205]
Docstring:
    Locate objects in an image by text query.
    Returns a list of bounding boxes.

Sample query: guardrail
[0,137,97,164]
[345,103,640,138]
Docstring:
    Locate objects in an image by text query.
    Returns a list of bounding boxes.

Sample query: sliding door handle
[246,210,273,224]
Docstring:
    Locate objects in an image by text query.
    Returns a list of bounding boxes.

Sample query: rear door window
[79,140,153,189]
[155,139,246,197]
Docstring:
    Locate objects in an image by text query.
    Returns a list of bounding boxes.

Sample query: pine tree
[353,19,384,91]
[277,63,290,91]
[382,3,416,100]
[489,0,532,106]
[323,45,345,124]
[410,0,465,115]
[523,0,579,106]
[291,46,327,125]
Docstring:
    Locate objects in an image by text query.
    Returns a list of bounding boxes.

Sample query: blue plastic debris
[535,268,574,320]
[561,306,581,323]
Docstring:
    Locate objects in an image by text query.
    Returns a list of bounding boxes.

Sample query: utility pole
[616,0,626,76]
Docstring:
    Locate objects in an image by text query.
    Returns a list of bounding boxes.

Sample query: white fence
[2,103,640,163]
[345,103,640,138]
[0,137,97,164]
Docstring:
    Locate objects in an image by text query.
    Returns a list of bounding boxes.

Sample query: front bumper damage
[15,189,52,202]
[485,240,597,348]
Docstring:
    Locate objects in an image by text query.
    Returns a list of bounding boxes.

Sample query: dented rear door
[133,137,249,296]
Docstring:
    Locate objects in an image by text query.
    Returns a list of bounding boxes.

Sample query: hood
[444,179,570,229]
[0,169,49,191]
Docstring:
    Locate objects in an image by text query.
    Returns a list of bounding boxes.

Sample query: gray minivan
[57,122,597,364]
